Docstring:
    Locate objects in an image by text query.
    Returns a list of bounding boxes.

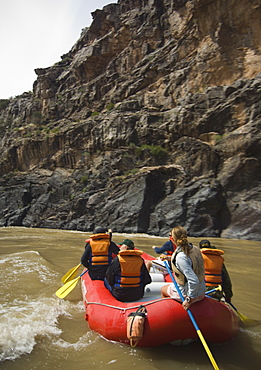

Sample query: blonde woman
[161,226,205,310]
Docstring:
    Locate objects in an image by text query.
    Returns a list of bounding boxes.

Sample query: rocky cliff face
[0,0,261,240]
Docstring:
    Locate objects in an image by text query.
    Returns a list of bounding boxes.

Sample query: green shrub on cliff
[81,175,88,185]
[135,144,168,160]
[106,102,115,111]
[31,111,42,125]
[0,99,10,111]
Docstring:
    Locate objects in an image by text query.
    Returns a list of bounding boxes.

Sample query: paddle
[56,269,88,299]
[61,263,82,284]
[164,261,220,370]
[205,285,222,295]
[204,286,260,327]
[226,301,260,327]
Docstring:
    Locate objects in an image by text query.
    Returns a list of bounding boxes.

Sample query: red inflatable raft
[81,255,239,348]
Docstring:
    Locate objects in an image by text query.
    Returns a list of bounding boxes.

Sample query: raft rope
[85,297,174,311]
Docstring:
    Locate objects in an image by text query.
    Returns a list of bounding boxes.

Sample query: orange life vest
[115,249,144,288]
[201,248,224,287]
[89,233,111,266]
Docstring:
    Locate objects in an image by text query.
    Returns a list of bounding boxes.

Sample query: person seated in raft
[145,232,177,272]
[81,226,119,280]
[199,239,233,303]
[104,239,152,302]
[161,226,205,311]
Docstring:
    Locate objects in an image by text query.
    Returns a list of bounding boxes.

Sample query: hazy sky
[0,0,113,99]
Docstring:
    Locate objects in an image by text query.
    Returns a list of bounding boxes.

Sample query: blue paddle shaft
[164,261,200,331]
[80,269,88,277]
[164,261,220,369]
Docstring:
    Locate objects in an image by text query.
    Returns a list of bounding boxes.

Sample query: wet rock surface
[0,0,260,240]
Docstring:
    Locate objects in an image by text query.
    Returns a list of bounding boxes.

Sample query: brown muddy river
[0,227,260,370]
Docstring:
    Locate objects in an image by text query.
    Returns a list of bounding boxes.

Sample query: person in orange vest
[104,239,152,302]
[199,240,233,303]
[81,227,119,280]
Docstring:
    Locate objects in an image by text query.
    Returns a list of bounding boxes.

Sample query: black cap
[93,226,107,234]
[199,240,211,249]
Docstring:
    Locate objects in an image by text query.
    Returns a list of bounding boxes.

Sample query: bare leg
[161,285,170,298]
[145,260,152,272]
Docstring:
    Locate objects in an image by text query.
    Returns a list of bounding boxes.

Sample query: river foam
[0,250,86,362]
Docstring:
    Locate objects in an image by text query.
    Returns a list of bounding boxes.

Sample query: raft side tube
[144,282,169,297]
[150,272,166,282]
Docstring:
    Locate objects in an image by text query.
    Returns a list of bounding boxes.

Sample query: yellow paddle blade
[55,276,81,299]
[236,311,261,327]
[227,302,261,327]
[61,263,82,284]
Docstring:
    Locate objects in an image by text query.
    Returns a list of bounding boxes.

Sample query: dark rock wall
[0,0,260,240]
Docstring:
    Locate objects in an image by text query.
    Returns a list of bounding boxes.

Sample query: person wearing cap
[104,239,152,302]
[81,227,119,280]
[118,239,135,251]
[199,239,233,303]
[145,232,177,272]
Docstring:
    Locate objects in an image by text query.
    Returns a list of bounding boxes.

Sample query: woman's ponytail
[171,226,190,256]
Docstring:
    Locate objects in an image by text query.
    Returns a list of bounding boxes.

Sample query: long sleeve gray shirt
[175,248,205,298]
